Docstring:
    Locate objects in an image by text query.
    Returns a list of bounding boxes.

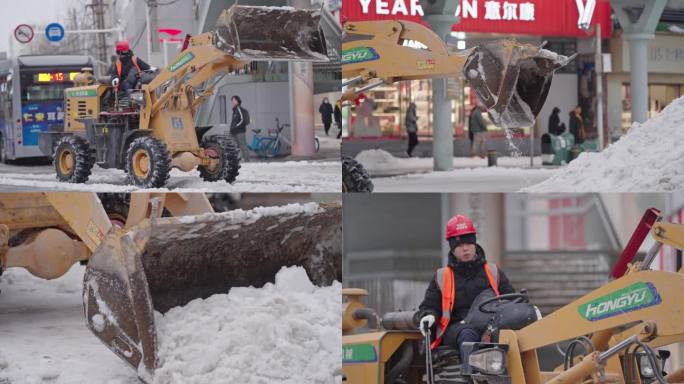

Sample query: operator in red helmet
[416,214,515,382]
[108,40,151,94]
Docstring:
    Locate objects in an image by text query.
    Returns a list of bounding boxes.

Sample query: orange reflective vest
[115,56,141,88]
[430,263,500,349]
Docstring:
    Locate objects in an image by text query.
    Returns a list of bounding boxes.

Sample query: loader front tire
[125,136,171,188]
[54,135,96,183]
[342,156,373,193]
[198,135,241,184]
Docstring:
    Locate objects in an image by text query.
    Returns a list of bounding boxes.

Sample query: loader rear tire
[342,156,373,193]
[54,135,96,183]
[125,136,171,188]
[198,135,241,184]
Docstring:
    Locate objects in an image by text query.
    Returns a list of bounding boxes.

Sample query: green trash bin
[542,132,575,165]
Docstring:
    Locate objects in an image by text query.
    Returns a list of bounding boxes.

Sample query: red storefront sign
[343,0,612,38]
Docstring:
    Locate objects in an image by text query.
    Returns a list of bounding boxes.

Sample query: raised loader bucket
[463,40,574,129]
[82,202,341,382]
[214,5,328,62]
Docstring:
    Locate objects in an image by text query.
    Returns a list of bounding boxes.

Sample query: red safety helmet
[115,40,130,53]
[445,215,476,240]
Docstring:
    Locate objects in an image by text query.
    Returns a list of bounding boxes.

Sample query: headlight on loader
[638,353,661,379]
[130,92,145,107]
[468,348,506,375]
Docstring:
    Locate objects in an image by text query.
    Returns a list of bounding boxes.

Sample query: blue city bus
[0,55,94,162]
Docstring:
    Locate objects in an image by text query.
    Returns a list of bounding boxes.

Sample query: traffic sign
[45,23,65,43]
[14,24,34,44]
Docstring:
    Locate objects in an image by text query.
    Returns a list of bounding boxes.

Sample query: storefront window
[407,80,432,136]
[349,78,527,139]
[621,83,681,132]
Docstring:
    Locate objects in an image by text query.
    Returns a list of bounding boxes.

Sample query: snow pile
[152,266,341,384]
[176,202,322,226]
[355,149,403,171]
[525,96,684,192]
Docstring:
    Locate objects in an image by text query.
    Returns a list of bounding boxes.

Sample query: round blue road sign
[45,23,65,42]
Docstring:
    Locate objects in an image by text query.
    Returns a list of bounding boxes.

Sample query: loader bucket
[213,5,328,62]
[82,202,341,382]
[463,40,573,128]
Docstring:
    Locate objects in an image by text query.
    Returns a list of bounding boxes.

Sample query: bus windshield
[20,71,76,103]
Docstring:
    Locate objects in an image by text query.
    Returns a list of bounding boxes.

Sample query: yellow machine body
[342,221,684,384]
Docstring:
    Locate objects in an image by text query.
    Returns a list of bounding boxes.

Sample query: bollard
[487,150,498,167]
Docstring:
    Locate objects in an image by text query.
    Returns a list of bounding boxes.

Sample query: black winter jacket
[569,111,584,144]
[417,245,515,326]
[319,102,333,124]
[230,106,248,134]
[334,104,342,126]
[548,108,565,135]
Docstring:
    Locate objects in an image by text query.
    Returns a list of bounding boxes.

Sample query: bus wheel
[54,136,96,183]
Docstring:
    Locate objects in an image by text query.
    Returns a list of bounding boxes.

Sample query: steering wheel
[477,292,529,314]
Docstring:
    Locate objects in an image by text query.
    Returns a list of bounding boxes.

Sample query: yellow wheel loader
[0,192,341,382]
[340,20,574,192]
[39,5,329,188]
[342,210,684,384]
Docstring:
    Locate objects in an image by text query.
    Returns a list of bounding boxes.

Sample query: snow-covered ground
[371,166,557,192]
[525,96,684,192]
[0,265,138,384]
[0,160,340,192]
[1,265,341,384]
[355,149,557,192]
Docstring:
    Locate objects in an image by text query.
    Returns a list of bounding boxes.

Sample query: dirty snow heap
[525,96,684,192]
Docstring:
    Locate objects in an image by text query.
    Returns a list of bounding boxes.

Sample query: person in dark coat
[417,215,515,361]
[108,40,151,94]
[468,104,488,158]
[334,101,342,139]
[230,95,250,161]
[548,107,566,135]
[569,105,585,145]
[405,102,419,157]
[319,98,334,136]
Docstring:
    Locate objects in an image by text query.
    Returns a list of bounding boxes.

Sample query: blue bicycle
[248,118,320,158]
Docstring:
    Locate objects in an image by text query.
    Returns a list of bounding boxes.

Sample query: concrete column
[431,77,454,171]
[612,0,666,124]
[419,0,459,171]
[626,36,650,124]
[424,20,454,171]
[289,0,316,156]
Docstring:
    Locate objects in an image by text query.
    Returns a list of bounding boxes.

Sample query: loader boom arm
[342,20,466,83]
[341,19,574,128]
[138,5,329,129]
[516,220,684,355]
[138,33,245,129]
[0,193,214,279]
